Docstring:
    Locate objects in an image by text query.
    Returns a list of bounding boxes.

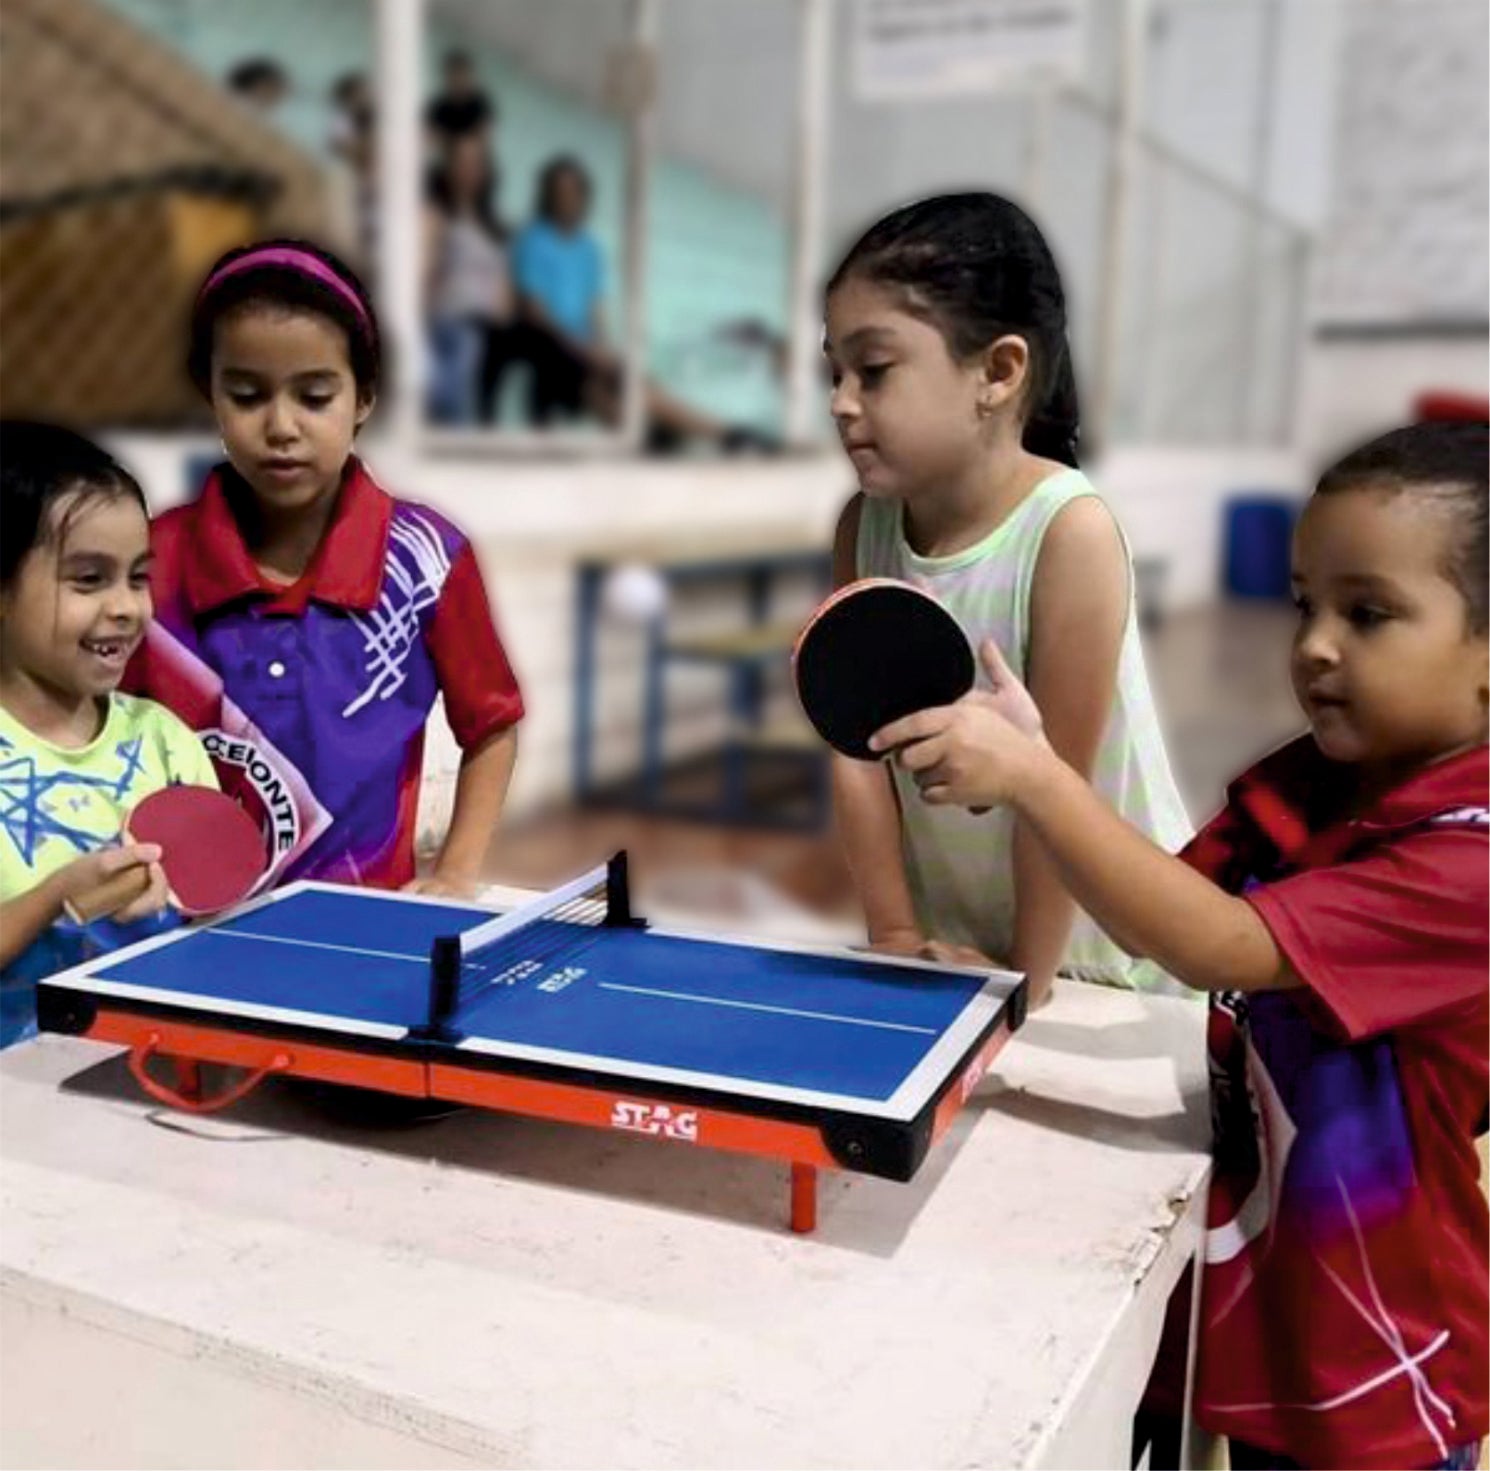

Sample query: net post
[605,851,646,929]
[416,935,463,1039]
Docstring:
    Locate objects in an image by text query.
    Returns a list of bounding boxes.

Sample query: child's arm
[0,846,168,971]
[1012,497,1133,998]
[418,725,518,898]
[872,699,1298,994]
[826,497,924,953]
[418,537,526,899]
[834,756,924,953]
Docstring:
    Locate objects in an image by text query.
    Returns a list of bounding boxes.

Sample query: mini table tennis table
[36,856,1027,1232]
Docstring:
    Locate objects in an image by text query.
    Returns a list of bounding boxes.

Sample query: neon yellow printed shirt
[0,693,216,1046]
[0,692,218,900]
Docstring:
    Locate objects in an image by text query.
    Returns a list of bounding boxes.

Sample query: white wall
[1312,0,1489,327]
[1097,443,1307,605]
[1147,0,1344,230]
[1297,337,1489,468]
[818,3,1337,453]
[1293,0,1489,464]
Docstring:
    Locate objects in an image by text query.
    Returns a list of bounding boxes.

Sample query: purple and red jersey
[1182,737,1488,1468]
[128,460,523,890]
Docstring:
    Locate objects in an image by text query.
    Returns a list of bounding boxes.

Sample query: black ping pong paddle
[792,578,976,761]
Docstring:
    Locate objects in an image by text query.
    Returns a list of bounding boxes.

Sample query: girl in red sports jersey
[870,420,1488,1470]
[129,241,523,896]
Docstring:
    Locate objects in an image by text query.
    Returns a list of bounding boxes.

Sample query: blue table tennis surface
[71,886,1002,1109]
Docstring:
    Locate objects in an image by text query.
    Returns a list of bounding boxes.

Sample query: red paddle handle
[63,864,153,924]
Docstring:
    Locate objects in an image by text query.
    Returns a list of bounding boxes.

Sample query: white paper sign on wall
[853,0,1090,102]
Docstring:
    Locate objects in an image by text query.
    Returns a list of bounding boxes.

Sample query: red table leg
[790,1162,818,1233]
[172,1057,203,1103]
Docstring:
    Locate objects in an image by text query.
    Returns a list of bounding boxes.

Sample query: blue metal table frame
[572,538,831,827]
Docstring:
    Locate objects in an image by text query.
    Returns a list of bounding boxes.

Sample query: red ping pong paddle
[65,785,268,924]
[792,579,977,760]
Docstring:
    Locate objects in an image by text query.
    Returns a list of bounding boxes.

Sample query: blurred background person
[328,70,378,278]
[513,155,771,451]
[224,56,289,119]
[424,48,496,170]
[424,133,521,427]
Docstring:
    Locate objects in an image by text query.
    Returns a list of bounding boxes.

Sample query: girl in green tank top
[822,194,1192,1002]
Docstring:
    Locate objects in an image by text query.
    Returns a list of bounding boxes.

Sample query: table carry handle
[128,1033,292,1114]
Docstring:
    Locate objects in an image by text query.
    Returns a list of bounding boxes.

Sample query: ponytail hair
[1022,334,1079,468]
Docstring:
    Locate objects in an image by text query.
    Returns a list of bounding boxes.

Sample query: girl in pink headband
[188,239,380,401]
[127,239,525,903]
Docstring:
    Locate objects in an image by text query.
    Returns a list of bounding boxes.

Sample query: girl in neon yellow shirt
[0,422,216,1046]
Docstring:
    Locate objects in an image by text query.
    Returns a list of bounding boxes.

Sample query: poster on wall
[852,0,1090,102]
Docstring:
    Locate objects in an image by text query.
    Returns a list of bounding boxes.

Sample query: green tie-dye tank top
[856,469,1194,989]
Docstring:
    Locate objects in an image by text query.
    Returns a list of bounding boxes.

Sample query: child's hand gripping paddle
[792,578,977,760]
[65,786,268,924]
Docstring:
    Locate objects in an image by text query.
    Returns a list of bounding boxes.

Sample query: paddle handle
[64,865,153,924]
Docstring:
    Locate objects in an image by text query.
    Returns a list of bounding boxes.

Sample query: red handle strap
[128,1033,291,1114]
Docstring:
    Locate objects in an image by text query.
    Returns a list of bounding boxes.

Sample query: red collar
[180,458,392,615]
[1230,734,1489,866]
[1355,743,1490,831]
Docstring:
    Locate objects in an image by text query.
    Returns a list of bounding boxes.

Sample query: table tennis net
[422,857,636,1035]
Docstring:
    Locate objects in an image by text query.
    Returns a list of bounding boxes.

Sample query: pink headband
[198,246,371,331]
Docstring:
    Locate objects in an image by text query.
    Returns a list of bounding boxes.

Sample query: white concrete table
[0,889,1209,1470]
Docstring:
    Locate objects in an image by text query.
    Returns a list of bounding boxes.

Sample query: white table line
[596,982,939,1035]
[205,931,427,965]
[196,935,944,1040]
